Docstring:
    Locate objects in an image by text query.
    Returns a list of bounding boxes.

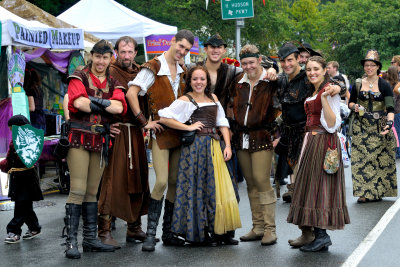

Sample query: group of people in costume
[2,28,397,258]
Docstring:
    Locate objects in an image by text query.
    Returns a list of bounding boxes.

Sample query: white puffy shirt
[158,99,230,127]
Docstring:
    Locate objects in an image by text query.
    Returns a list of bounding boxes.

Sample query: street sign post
[221,0,254,20]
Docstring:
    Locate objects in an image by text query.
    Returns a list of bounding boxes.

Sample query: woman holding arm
[348,50,397,203]
[287,56,350,252]
[158,65,241,245]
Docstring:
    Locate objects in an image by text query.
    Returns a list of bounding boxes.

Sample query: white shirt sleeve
[127,68,155,96]
[216,102,230,127]
[320,94,341,133]
[158,100,196,123]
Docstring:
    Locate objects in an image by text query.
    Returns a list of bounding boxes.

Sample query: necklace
[366,77,378,89]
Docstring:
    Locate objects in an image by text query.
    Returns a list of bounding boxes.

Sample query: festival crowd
[1,29,398,259]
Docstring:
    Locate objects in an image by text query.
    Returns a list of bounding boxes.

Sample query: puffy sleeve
[68,78,88,113]
[216,102,230,127]
[320,94,341,133]
[127,68,155,96]
[158,100,197,123]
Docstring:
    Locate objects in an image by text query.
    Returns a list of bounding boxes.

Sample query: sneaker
[4,233,21,244]
[22,230,41,240]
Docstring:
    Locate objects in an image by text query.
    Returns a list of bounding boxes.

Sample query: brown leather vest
[231,73,278,152]
[142,57,186,149]
[67,69,123,152]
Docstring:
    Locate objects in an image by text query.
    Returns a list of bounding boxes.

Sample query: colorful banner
[145,35,200,55]
[7,20,84,49]
[12,124,44,168]
[8,50,26,88]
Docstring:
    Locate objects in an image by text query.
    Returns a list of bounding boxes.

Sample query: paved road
[1,161,399,267]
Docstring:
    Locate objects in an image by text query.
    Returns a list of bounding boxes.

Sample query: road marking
[342,198,400,267]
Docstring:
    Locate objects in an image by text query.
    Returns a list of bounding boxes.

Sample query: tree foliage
[26,0,400,79]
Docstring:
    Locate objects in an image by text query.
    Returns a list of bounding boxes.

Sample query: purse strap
[184,94,200,109]
[327,134,336,149]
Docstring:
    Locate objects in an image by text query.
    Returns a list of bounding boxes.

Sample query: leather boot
[82,202,115,253]
[288,226,315,248]
[98,214,121,249]
[142,197,164,252]
[64,203,81,259]
[282,183,294,203]
[259,190,277,246]
[161,199,185,246]
[216,231,239,245]
[126,218,146,242]
[240,189,264,241]
[300,227,332,252]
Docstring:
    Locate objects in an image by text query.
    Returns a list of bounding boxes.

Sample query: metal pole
[143,37,148,62]
[235,19,241,60]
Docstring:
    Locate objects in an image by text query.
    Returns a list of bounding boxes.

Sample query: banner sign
[12,124,44,168]
[145,35,200,55]
[8,50,26,88]
[7,20,84,49]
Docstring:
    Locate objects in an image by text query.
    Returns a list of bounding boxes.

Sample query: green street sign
[221,0,254,20]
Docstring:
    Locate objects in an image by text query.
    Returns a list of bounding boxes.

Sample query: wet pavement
[1,161,399,267]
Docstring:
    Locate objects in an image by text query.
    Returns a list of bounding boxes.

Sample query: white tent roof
[1,6,50,46]
[57,0,178,43]
[0,6,94,48]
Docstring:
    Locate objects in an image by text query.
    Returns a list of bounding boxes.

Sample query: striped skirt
[287,132,350,230]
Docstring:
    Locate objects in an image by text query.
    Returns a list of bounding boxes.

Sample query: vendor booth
[57,0,178,61]
[0,7,86,199]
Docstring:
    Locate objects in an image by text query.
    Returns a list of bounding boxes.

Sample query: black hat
[297,42,321,57]
[360,49,382,68]
[8,115,30,127]
[204,34,227,48]
[91,39,113,55]
[277,42,299,60]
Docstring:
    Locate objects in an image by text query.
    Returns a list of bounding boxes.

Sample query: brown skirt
[287,132,350,230]
[98,124,150,223]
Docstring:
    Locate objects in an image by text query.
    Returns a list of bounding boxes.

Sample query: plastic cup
[359,106,365,116]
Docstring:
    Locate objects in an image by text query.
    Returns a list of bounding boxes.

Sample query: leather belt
[69,121,106,134]
[197,127,217,134]
[361,111,385,120]
[305,125,328,134]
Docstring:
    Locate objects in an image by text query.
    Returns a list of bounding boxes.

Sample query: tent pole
[143,37,148,62]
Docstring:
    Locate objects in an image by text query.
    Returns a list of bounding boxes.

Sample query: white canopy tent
[57,0,178,44]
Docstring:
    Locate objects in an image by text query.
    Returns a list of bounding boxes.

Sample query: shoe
[282,183,294,203]
[142,197,164,252]
[98,214,121,249]
[22,230,41,240]
[64,203,82,259]
[126,218,146,242]
[259,190,277,246]
[240,189,264,242]
[82,202,115,253]
[299,228,332,252]
[161,199,185,247]
[4,233,21,244]
[357,197,368,203]
[288,226,315,248]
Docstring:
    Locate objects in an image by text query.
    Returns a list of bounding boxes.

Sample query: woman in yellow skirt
[158,65,241,245]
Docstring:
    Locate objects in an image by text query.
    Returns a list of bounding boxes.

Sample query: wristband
[135,111,148,127]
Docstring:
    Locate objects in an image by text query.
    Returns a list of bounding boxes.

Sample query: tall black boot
[300,227,332,252]
[161,199,185,246]
[64,204,82,259]
[142,196,164,252]
[81,202,115,253]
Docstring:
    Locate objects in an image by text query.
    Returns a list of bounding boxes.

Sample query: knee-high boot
[127,217,147,242]
[142,196,164,252]
[82,202,115,252]
[300,227,332,252]
[64,204,81,259]
[240,189,264,241]
[161,199,185,246]
[288,225,315,248]
[259,190,277,246]
[98,214,121,249]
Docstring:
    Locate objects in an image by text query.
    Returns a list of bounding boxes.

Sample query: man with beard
[126,29,194,252]
[97,36,151,248]
[297,42,321,68]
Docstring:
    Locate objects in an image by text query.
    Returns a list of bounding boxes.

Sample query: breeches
[237,149,274,194]
[151,138,181,202]
[66,147,105,204]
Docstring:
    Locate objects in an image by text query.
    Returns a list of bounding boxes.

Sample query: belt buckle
[373,112,380,119]
[91,124,103,133]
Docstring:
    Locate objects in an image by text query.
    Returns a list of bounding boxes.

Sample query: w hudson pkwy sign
[221,0,254,20]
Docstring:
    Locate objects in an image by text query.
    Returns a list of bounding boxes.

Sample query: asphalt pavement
[1,161,399,267]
